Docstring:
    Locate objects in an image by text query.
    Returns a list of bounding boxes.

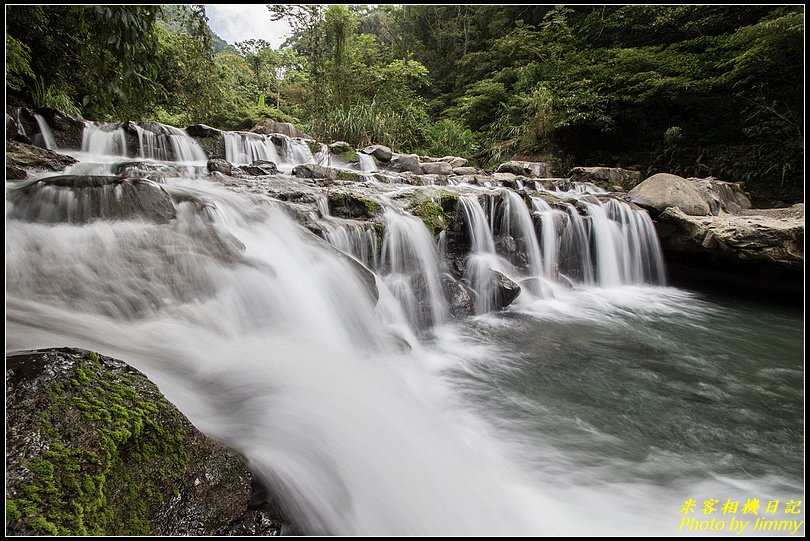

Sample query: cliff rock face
[6,348,286,536]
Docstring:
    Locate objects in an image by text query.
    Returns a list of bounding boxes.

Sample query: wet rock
[628,173,710,216]
[388,153,421,174]
[242,160,278,176]
[439,156,468,168]
[112,160,186,182]
[328,141,354,153]
[7,164,28,180]
[207,159,232,176]
[188,126,225,160]
[361,145,393,163]
[7,106,37,144]
[5,348,285,536]
[420,161,453,176]
[186,124,221,138]
[327,192,381,221]
[6,140,78,172]
[489,270,522,310]
[7,175,177,224]
[32,108,85,150]
[496,161,549,178]
[441,273,476,318]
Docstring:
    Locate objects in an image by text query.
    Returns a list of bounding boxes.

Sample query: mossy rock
[327,192,381,220]
[6,348,285,536]
[411,193,459,237]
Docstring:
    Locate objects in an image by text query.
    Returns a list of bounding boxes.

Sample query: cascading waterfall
[358,153,378,172]
[380,209,449,331]
[496,190,544,277]
[559,203,595,285]
[223,131,281,165]
[130,122,207,163]
[34,113,57,150]
[602,198,666,285]
[82,122,128,158]
[530,197,561,280]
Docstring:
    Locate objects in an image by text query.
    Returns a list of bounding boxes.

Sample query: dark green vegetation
[6,5,803,203]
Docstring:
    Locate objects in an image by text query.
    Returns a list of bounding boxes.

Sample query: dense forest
[6,4,803,203]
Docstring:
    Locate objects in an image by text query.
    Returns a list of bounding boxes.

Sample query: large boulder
[6,348,285,536]
[452,166,478,176]
[688,177,752,216]
[628,173,710,216]
[388,153,422,174]
[250,120,309,139]
[6,140,78,173]
[656,204,804,270]
[7,175,176,224]
[569,167,643,191]
[361,145,393,163]
[207,159,232,176]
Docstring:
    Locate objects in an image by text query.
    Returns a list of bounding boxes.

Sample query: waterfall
[559,203,594,285]
[603,199,666,285]
[380,210,449,331]
[82,123,128,158]
[223,131,281,165]
[34,113,57,150]
[322,221,380,270]
[530,197,560,280]
[281,137,315,166]
[358,153,378,172]
[497,191,543,277]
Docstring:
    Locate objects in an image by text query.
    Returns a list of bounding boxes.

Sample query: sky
[204,4,293,49]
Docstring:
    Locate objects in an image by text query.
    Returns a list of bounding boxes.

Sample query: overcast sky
[204,4,293,48]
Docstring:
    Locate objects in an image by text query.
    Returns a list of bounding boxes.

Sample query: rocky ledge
[6,348,288,536]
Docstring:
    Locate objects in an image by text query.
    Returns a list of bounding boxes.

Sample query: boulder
[242,160,278,176]
[326,192,381,221]
[32,108,85,150]
[439,156,468,168]
[7,175,177,224]
[207,159,232,176]
[569,167,643,191]
[7,165,28,180]
[7,106,37,144]
[452,166,478,176]
[6,140,78,172]
[328,141,353,153]
[292,164,364,183]
[419,161,453,176]
[5,348,285,536]
[496,161,549,178]
[388,153,422,174]
[687,177,752,216]
[656,204,804,270]
[250,120,309,139]
[111,160,187,183]
[628,173,710,216]
[361,145,393,163]
[489,270,522,310]
[441,273,476,318]
[185,124,221,138]
[188,125,225,160]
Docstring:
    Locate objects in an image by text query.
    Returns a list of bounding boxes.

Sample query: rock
[5,348,285,536]
[439,156,468,168]
[328,141,353,153]
[656,204,804,270]
[418,174,448,186]
[489,270,522,310]
[188,126,225,160]
[361,145,393,162]
[569,167,642,191]
[32,108,85,150]
[242,160,278,176]
[388,153,422,174]
[207,159,232,176]
[292,164,364,183]
[327,192,381,220]
[628,173,710,216]
[687,177,752,216]
[7,164,28,180]
[7,106,37,144]
[441,273,476,318]
[496,161,549,178]
[185,124,221,138]
[250,120,309,139]
[7,175,177,224]
[419,161,453,176]
[6,140,78,172]
[452,166,478,176]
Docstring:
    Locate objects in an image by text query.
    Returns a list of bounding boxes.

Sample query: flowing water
[5,122,804,535]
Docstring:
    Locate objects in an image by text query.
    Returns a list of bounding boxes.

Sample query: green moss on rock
[412,193,459,237]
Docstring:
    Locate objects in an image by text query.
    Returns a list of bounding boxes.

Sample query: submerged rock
[6,348,286,536]
[7,175,176,224]
[628,173,710,216]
